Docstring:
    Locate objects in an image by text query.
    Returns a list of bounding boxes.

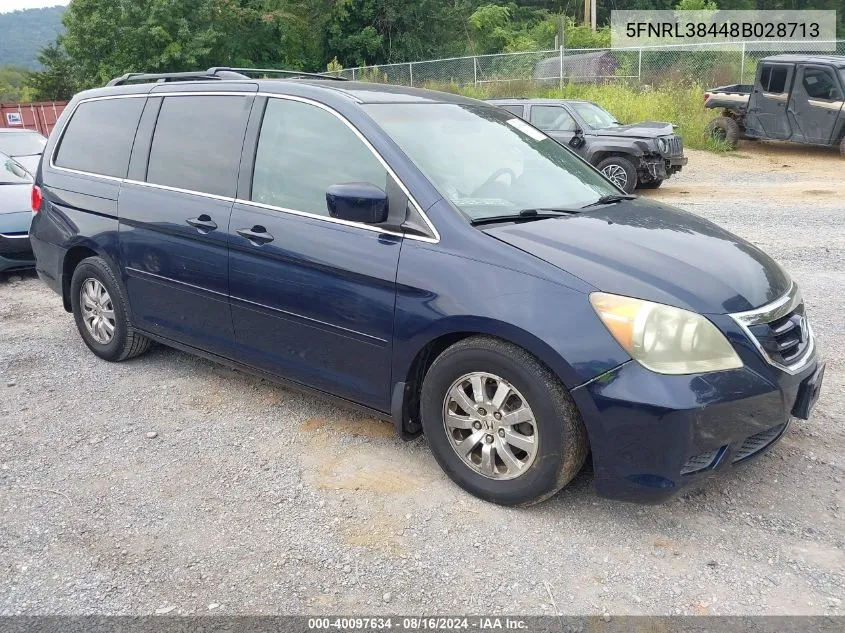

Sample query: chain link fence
[325,40,845,89]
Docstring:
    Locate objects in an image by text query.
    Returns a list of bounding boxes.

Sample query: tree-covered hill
[0,6,67,69]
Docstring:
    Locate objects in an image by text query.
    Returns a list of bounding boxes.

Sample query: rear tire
[705,116,740,148]
[70,256,151,362]
[420,336,588,506]
[596,155,638,193]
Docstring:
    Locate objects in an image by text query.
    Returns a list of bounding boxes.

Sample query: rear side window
[54,98,144,178]
[500,105,525,117]
[760,65,788,94]
[251,98,387,217]
[146,96,251,198]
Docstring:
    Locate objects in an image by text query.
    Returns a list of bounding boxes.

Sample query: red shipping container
[0,101,68,137]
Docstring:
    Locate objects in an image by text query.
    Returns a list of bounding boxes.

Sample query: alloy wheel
[601,164,628,189]
[80,278,116,344]
[442,372,538,480]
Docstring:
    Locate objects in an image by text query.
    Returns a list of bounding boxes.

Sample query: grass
[425,80,733,152]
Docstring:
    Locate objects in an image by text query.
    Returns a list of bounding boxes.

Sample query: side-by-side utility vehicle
[705,54,845,153]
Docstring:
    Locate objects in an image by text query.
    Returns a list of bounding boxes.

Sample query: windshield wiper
[580,194,636,209]
[470,207,580,226]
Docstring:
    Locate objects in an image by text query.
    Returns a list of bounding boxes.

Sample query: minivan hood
[591,121,673,138]
[483,198,790,314]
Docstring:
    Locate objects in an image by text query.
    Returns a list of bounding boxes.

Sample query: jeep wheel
[705,116,740,148]
[420,336,588,506]
[597,156,637,193]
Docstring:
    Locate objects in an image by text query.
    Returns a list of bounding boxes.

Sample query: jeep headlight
[656,137,668,153]
[590,293,743,375]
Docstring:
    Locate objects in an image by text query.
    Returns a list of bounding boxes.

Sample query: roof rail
[106,70,249,86]
[206,67,348,81]
[107,67,347,87]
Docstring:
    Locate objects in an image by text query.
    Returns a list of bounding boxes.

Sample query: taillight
[704,92,710,102]
[32,185,42,213]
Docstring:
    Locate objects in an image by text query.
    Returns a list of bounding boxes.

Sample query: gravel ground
[1,141,843,616]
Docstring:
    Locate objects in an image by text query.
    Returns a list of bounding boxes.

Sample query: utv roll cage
[106,67,348,86]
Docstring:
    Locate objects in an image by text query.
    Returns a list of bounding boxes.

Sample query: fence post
[559,45,564,89]
[352,67,356,81]
[409,62,414,87]
[638,48,642,82]
[473,56,478,86]
[740,41,746,83]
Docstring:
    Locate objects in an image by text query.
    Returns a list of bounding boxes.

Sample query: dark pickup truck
[705,54,845,154]
[488,98,687,193]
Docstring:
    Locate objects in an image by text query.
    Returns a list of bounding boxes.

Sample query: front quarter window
[365,103,616,221]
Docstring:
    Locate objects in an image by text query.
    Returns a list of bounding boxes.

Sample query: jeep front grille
[665,135,683,156]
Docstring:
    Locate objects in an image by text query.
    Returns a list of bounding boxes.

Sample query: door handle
[236,225,274,245]
[186,214,218,232]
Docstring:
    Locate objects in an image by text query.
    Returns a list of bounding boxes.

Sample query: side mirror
[326,183,389,224]
[569,130,585,149]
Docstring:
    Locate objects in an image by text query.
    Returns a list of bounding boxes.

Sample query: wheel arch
[391,318,580,440]
[61,242,123,313]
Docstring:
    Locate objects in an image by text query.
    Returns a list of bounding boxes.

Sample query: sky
[0,0,70,13]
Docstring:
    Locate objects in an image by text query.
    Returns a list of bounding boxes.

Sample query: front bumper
[571,353,820,504]
[641,154,688,180]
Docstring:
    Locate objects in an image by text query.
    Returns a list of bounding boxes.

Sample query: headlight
[590,293,743,375]
[656,137,668,153]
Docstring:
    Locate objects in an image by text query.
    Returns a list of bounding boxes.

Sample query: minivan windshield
[0,131,46,157]
[365,103,617,221]
[0,154,31,185]
[569,102,619,129]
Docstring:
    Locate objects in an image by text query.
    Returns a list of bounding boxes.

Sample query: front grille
[665,135,683,156]
[747,303,810,368]
[731,423,787,463]
[680,447,723,475]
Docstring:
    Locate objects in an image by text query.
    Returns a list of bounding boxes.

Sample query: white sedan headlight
[590,293,743,375]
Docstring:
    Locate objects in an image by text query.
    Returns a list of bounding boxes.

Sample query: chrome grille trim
[729,283,815,375]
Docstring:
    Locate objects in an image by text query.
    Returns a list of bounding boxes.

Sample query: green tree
[26,42,77,100]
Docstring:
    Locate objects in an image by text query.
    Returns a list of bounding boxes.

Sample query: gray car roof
[762,54,845,68]
[487,98,593,105]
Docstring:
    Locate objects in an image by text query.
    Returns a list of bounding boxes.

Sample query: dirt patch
[300,416,395,439]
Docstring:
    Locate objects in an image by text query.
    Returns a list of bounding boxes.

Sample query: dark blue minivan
[29,69,824,505]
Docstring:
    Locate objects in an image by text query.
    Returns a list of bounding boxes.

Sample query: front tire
[70,256,151,362]
[597,156,637,193]
[420,336,588,506]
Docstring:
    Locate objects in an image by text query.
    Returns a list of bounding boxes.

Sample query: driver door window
[802,67,842,102]
[252,98,388,216]
[530,106,577,132]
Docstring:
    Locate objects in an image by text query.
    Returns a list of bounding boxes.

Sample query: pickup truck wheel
[597,156,637,193]
[705,116,740,148]
[840,137,845,157]
[420,336,588,506]
[638,178,664,189]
